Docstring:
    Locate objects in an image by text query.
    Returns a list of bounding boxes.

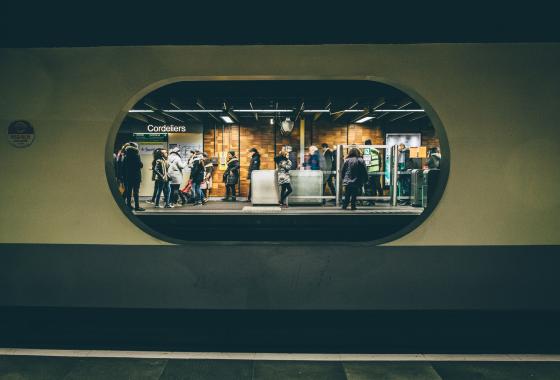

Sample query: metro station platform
[2,349,560,379]
[131,200,423,241]
[133,200,424,216]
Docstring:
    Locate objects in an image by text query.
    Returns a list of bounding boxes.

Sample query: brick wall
[203,120,440,198]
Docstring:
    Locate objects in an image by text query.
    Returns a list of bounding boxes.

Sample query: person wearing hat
[247,147,261,202]
[222,150,240,201]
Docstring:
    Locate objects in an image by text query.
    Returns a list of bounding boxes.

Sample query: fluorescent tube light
[374,109,425,112]
[355,116,374,123]
[129,110,154,113]
[163,109,223,113]
[233,109,293,113]
[221,115,234,123]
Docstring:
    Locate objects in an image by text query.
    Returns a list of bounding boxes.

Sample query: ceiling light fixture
[220,115,234,124]
[233,109,293,113]
[163,109,223,113]
[355,116,375,123]
[128,110,154,113]
[374,109,424,112]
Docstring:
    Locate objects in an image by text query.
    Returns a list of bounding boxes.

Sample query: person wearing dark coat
[190,153,206,206]
[321,143,336,200]
[341,147,368,210]
[223,151,240,201]
[122,142,145,211]
[247,147,261,202]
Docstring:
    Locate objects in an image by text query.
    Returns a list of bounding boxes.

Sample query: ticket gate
[335,144,404,207]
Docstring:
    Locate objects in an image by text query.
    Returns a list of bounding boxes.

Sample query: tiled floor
[2,356,560,379]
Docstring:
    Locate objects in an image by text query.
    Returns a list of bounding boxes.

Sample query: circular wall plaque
[7,120,34,148]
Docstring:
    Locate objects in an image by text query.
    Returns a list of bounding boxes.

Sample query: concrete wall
[0,44,559,245]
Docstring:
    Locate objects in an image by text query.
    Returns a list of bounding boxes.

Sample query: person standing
[222,150,240,201]
[115,143,129,200]
[122,142,145,211]
[247,147,261,202]
[153,149,172,208]
[428,147,441,169]
[190,152,206,206]
[201,153,213,203]
[167,147,188,206]
[306,145,321,170]
[341,147,368,210]
[145,148,161,205]
[275,149,293,207]
[397,143,412,205]
[363,139,382,205]
[321,143,336,201]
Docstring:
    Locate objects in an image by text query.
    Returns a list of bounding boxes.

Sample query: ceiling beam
[170,99,201,122]
[249,101,258,121]
[223,100,240,123]
[331,101,358,121]
[293,101,305,122]
[389,111,416,122]
[314,100,331,121]
[127,113,150,123]
[408,113,427,122]
[196,98,222,123]
[143,100,184,124]
[376,100,412,120]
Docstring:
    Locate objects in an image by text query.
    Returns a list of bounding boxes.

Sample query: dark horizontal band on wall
[0,244,559,311]
[2,308,560,353]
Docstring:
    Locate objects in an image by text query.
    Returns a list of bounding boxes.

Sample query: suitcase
[422,169,440,207]
[410,169,424,207]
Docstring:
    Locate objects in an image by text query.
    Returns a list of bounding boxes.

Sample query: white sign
[147,124,187,133]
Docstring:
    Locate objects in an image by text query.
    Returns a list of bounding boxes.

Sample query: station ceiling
[125,80,429,128]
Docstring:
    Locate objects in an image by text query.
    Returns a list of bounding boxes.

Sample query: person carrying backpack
[222,151,240,201]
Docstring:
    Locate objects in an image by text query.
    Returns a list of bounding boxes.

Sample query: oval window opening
[108,80,449,243]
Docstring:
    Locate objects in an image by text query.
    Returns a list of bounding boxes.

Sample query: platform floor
[133,200,424,216]
[2,350,560,379]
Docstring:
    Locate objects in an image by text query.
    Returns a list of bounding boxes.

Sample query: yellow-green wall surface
[0,44,559,245]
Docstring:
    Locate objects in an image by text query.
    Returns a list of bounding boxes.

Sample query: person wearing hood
[341,147,368,210]
[275,148,293,207]
[222,150,240,201]
[122,142,145,211]
[247,147,261,202]
[167,147,188,206]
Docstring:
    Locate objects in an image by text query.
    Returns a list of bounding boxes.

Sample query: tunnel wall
[0,44,559,310]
